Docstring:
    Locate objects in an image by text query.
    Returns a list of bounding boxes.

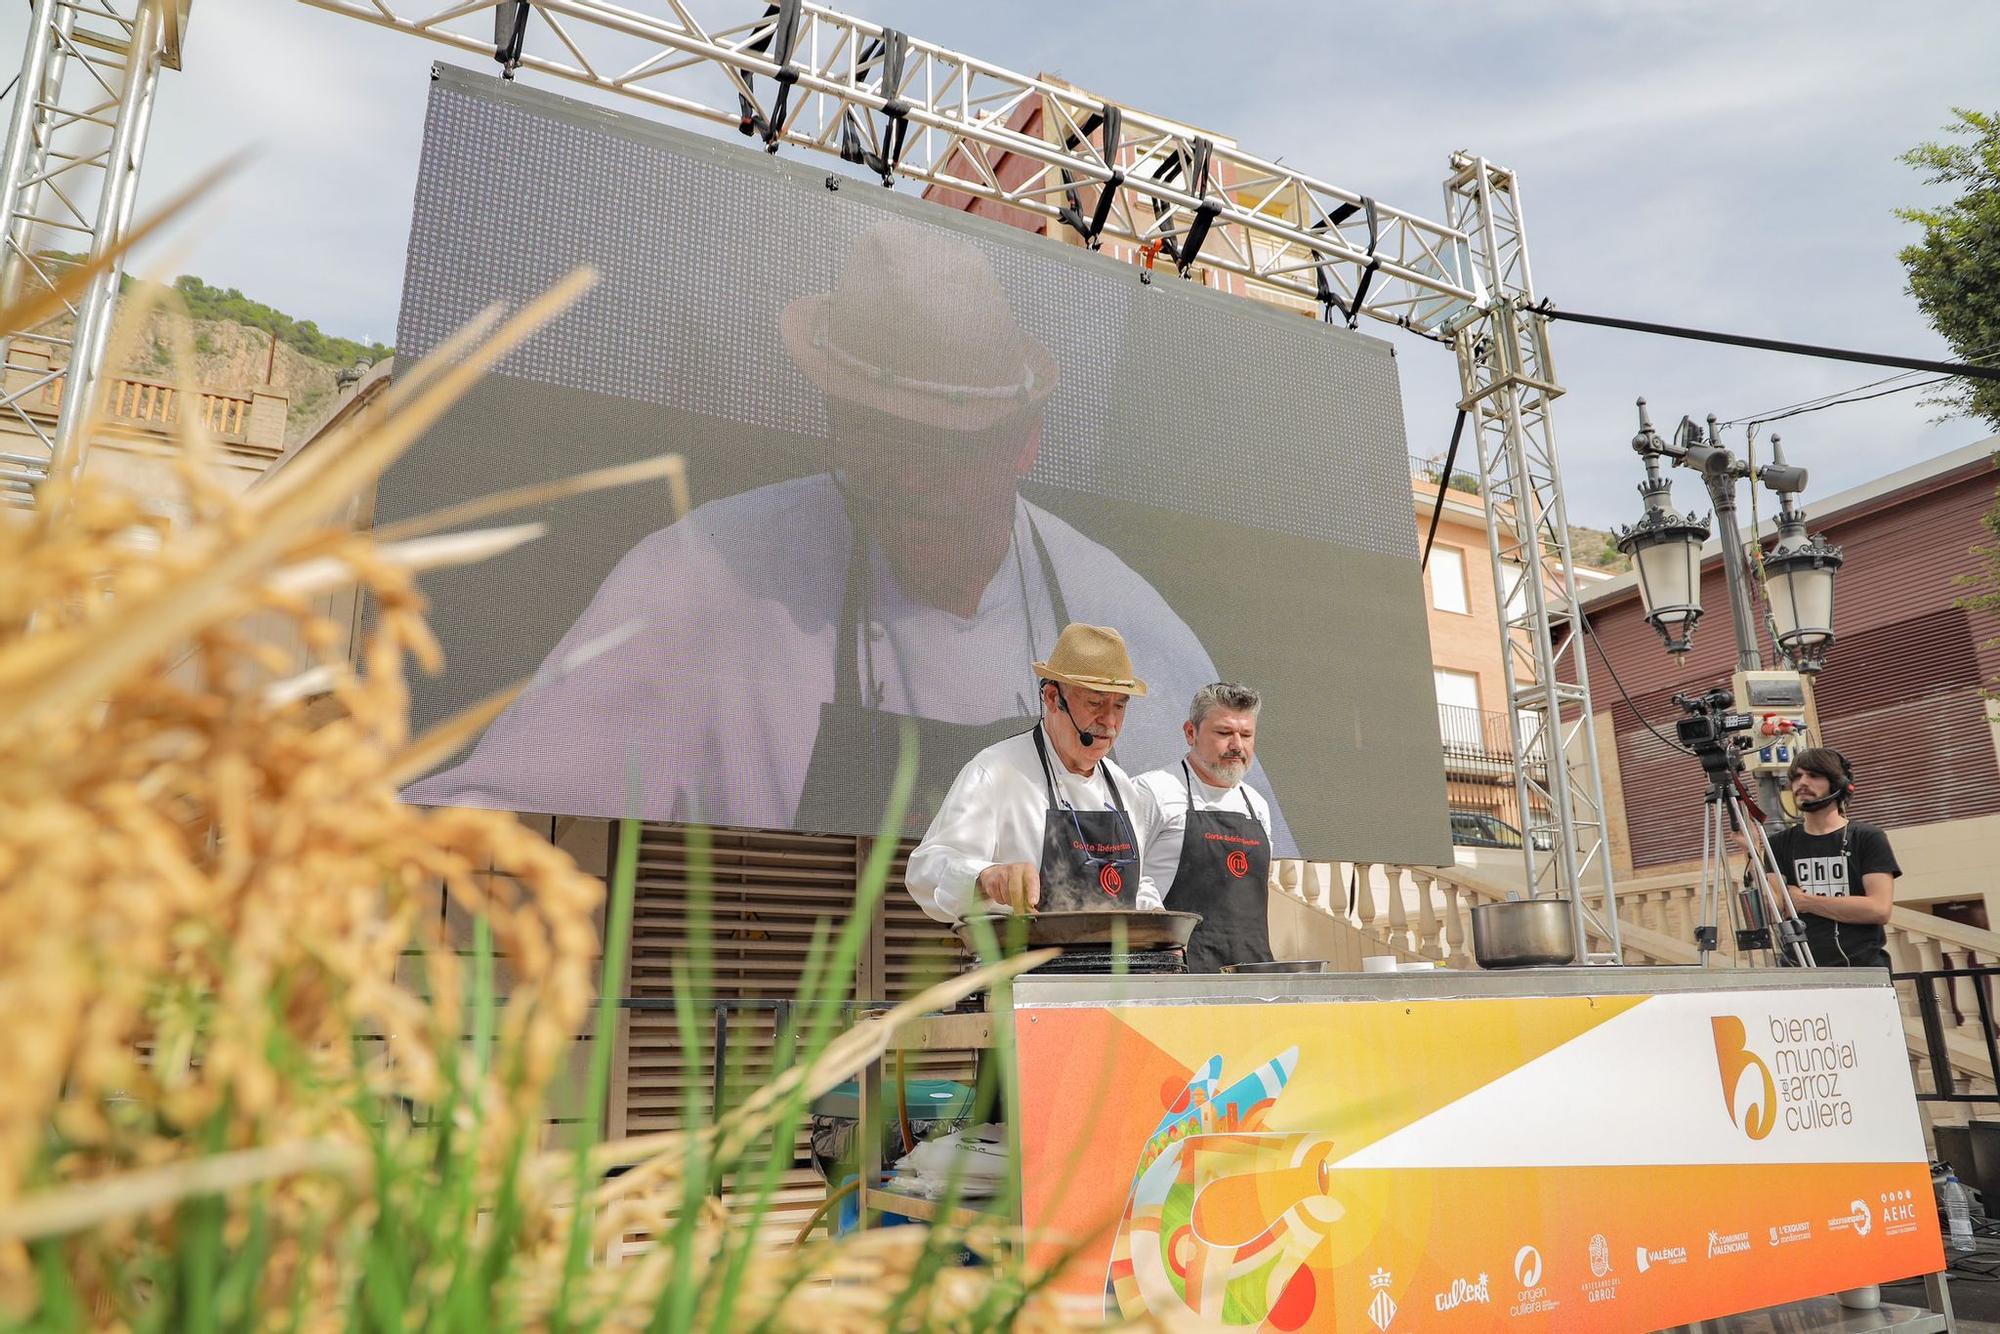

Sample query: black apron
[792,509,1069,837]
[1162,761,1273,973]
[1030,724,1142,912]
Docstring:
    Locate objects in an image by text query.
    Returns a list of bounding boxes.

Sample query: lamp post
[1613,399,1843,822]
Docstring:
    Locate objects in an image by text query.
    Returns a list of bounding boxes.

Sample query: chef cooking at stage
[1133,683,1274,973]
[905,623,1162,922]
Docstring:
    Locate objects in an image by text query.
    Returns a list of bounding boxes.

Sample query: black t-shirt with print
[1765,820,1902,968]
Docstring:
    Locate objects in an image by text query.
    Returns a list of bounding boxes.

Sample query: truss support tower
[1442,153,1622,956]
[0,0,181,504]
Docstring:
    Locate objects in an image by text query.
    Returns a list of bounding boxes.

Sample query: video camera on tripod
[1669,687,1815,967]
[1671,688,1755,765]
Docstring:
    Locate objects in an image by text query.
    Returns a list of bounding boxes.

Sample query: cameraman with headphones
[1743,747,1902,969]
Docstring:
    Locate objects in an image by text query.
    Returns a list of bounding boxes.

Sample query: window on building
[1433,669,1480,712]
[1430,546,1470,614]
[1500,558,1528,623]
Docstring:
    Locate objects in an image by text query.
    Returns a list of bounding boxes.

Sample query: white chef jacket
[905,723,1164,922]
[1133,761,1273,899]
[404,473,1303,856]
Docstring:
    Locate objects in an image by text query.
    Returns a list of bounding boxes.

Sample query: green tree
[1897,108,2000,430]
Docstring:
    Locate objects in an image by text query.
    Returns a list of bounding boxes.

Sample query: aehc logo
[1711,1016,1776,1140]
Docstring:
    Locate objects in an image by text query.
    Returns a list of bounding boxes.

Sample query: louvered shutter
[621,825,973,1239]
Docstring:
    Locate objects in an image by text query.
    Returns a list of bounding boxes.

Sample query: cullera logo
[1711,1015,1776,1140]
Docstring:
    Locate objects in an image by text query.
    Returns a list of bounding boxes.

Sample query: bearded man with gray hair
[1134,682,1274,973]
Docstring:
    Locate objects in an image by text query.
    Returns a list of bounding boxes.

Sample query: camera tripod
[1692,754,1816,969]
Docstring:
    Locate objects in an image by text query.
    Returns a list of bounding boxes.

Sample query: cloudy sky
[7,0,1996,528]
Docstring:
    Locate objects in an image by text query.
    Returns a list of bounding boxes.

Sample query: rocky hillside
[41,266,391,446]
[1570,525,1633,575]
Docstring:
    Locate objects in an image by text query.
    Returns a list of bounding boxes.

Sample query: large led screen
[386,65,1450,863]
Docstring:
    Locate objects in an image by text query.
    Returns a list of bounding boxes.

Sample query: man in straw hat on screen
[407,220,1292,853]
[906,623,1163,921]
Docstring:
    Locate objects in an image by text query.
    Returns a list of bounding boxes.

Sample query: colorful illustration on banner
[1106,1046,1345,1329]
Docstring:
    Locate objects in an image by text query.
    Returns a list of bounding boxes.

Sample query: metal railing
[1437,702,1544,776]
[1411,453,1483,496]
[1900,964,2000,1105]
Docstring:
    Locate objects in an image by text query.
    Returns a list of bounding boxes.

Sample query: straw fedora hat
[1033,623,1149,697]
[779,219,1060,431]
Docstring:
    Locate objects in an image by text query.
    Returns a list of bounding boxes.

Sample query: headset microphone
[1052,685,1098,747]
[1064,697,1097,747]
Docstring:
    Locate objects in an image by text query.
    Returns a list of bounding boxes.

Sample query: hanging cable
[1742,375,1953,427]
[1421,410,1468,570]
[1720,336,2000,427]
[1579,612,1694,757]
[1534,302,2000,382]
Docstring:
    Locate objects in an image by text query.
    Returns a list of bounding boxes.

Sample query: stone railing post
[1273,858,1300,901]
[1441,881,1472,968]
[1352,863,1379,942]
[1384,866,1410,955]
[1411,869,1441,960]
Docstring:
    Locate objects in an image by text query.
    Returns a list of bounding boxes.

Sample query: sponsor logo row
[1371,1198,1911,1331]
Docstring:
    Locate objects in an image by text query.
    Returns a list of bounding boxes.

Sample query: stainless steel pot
[1470,899,1577,969]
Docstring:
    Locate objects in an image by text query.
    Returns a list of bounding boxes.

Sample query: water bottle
[1944,1172,1976,1252]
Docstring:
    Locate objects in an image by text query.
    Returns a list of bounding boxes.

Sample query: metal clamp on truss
[736,0,804,152]
[1309,197,1380,328]
[492,1,532,79]
[837,27,913,185]
[1174,137,1222,278]
[1141,137,1220,276]
[1054,103,1123,249]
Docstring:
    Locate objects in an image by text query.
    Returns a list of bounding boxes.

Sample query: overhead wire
[1718,336,2000,428]
[1578,612,1694,757]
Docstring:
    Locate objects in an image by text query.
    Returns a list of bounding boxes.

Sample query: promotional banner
[382,65,1449,860]
[1014,984,1941,1330]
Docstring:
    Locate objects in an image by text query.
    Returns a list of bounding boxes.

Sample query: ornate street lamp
[1616,404,1711,658]
[1759,440,1843,673]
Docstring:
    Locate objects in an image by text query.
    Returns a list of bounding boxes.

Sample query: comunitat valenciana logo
[1710,1016,1776,1140]
[1711,1012,1860,1135]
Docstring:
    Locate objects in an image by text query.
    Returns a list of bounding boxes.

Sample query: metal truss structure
[296,0,1486,332]
[0,0,1620,945]
[1443,155,1619,954]
[0,0,183,503]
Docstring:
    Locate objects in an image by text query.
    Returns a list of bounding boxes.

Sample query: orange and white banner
[1014,984,1941,1331]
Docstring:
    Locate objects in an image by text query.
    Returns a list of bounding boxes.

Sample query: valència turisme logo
[1712,1011,1859,1136]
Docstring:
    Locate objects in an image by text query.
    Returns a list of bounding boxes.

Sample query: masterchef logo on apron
[1100,864,1124,895]
[1162,761,1274,973]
